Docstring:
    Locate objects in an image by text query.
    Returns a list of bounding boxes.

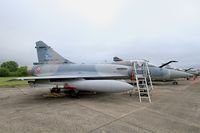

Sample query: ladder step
[140,92,149,94]
[136,91,150,94]
[138,88,148,90]
[139,88,148,90]
[141,97,149,99]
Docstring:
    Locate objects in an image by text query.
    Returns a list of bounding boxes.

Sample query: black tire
[172,81,178,85]
[50,88,60,93]
[69,90,79,98]
[50,88,55,93]
[56,88,61,93]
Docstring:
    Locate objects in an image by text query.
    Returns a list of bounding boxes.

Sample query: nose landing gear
[172,81,178,85]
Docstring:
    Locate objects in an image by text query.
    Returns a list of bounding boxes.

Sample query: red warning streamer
[131,64,134,81]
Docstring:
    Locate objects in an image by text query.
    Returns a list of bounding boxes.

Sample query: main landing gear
[50,87,61,93]
[50,87,79,98]
[68,90,80,98]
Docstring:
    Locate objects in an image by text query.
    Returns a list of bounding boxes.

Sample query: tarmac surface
[0,79,200,133]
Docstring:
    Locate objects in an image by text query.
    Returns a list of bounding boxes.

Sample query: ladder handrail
[145,61,154,90]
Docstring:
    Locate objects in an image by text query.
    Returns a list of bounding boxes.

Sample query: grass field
[0,77,28,87]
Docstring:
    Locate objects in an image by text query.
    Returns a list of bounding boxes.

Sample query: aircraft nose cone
[170,69,193,79]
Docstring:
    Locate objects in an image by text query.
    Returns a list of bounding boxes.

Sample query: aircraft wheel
[55,88,61,93]
[50,88,55,93]
[69,90,79,98]
[50,88,61,93]
[172,81,178,85]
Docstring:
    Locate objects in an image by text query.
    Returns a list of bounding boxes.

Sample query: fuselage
[32,63,131,79]
[30,63,193,81]
[29,63,133,93]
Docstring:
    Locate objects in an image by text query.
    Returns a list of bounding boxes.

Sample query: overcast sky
[0,0,200,68]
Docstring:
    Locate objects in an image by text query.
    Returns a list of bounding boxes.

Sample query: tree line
[0,61,28,77]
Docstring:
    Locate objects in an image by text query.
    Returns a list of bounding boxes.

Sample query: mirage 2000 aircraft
[113,57,193,84]
[17,41,136,97]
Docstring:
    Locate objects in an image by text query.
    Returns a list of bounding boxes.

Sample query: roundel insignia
[35,67,41,74]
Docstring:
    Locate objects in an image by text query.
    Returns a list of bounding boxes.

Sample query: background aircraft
[176,68,200,78]
[113,57,193,84]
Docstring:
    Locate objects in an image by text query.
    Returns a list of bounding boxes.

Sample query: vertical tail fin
[35,41,73,64]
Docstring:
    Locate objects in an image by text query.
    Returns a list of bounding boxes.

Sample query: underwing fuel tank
[67,80,134,93]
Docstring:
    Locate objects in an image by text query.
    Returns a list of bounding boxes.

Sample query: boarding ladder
[131,60,153,103]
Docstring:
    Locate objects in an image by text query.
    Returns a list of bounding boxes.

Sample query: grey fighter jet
[113,57,193,84]
[184,68,200,76]
[17,41,135,96]
[176,68,200,79]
